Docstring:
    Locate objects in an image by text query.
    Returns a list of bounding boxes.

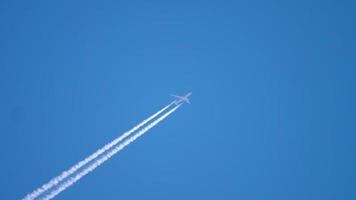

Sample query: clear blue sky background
[1,1,355,199]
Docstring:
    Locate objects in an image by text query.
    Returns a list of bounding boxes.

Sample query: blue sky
[1,0,355,199]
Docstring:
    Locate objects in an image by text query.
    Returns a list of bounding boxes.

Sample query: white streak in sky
[23,103,173,200]
[42,104,181,200]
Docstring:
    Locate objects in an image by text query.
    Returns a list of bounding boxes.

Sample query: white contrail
[23,103,174,200]
[42,104,181,200]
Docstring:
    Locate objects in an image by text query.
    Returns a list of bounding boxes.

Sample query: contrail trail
[23,103,174,200]
[42,104,181,200]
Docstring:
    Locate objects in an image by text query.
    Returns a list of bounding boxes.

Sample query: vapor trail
[42,104,181,200]
[23,103,173,200]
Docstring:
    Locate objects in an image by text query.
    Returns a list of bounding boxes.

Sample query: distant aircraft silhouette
[171,92,192,105]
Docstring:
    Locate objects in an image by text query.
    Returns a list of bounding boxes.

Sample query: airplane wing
[170,94,181,98]
[186,99,191,104]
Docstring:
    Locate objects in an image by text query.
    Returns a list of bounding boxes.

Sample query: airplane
[171,92,192,105]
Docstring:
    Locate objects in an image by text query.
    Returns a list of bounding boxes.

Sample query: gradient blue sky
[1,1,355,199]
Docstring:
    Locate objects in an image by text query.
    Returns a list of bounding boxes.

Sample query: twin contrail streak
[23,103,173,200]
[42,104,181,200]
